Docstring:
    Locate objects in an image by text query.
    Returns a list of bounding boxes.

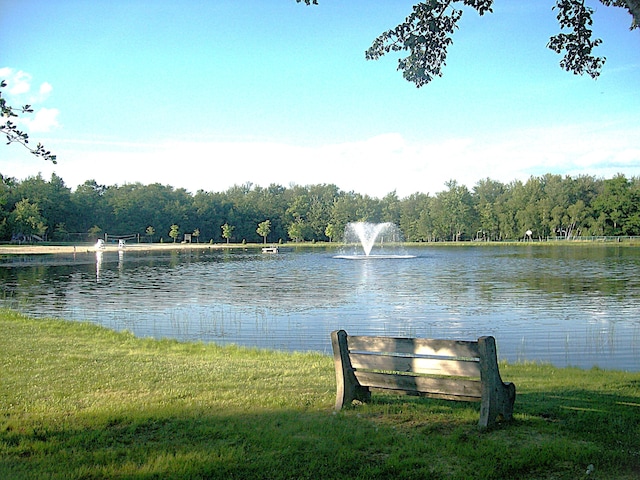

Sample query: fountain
[335,222,415,259]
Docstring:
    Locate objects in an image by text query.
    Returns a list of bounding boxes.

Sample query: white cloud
[6,121,639,197]
[39,82,53,97]
[0,68,59,134]
[27,108,60,132]
[1,68,54,103]
[8,70,32,95]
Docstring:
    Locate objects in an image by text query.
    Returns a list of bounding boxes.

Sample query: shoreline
[1,238,638,255]
[0,242,253,255]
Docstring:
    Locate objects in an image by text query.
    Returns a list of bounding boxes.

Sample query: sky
[1,0,639,198]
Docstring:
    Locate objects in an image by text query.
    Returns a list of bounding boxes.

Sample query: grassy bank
[1,310,639,479]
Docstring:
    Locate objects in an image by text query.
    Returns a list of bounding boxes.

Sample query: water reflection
[96,251,103,282]
[1,245,639,371]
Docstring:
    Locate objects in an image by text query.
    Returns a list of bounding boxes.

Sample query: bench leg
[331,330,371,410]
[478,336,517,428]
[479,381,516,428]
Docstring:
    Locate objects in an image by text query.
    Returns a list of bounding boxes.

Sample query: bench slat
[349,352,481,378]
[354,371,482,400]
[347,335,481,358]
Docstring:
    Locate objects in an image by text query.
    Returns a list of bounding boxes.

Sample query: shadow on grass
[1,407,425,480]
[2,386,640,479]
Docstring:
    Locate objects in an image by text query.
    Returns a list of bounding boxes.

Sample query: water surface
[1,245,639,371]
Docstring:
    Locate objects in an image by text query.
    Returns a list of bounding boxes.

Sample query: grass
[1,309,639,479]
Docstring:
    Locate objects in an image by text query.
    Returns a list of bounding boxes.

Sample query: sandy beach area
[0,243,250,255]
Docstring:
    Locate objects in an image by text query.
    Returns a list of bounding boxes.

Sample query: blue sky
[1,0,639,198]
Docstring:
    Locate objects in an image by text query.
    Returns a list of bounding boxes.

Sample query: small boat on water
[261,245,279,253]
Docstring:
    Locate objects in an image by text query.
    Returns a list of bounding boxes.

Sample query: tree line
[1,172,639,245]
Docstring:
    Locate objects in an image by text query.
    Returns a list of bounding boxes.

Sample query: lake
[1,244,639,371]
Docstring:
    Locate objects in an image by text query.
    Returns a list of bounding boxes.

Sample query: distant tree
[53,223,69,242]
[299,1,639,87]
[399,192,432,241]
[10,198,47,240]
[11,173,72,239]
[0,175,13,239]
[145,225,155,243]
[304,184,340,240]
[192,190,224,243]
[99,182,192,238]
[70,180,108,233]
[325,223,338,242]
[221,223,234,244]
[473,178,505,241]
[433,180,474,241]
[513,178,545,239]
[257,220,271,244]
[566,199,589,238]
[169,224,180,243]
[288,220,305,242]
[417,202,437,241]
[0,80,57,162]
[88,225,102,241]
[380,191,401,225]
[592,174,638,235]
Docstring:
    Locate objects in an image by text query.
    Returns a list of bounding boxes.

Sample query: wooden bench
[330,330,516,428]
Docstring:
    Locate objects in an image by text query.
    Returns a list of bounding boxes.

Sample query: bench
[330,330,516,428]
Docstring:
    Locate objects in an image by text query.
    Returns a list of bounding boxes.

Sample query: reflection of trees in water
[418,248,640,312]
[200,256,353,313]
[514,265,637,297]
[16,249,353,315]
[0,258,97,312]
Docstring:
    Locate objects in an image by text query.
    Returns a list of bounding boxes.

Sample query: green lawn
[1,309,639,479]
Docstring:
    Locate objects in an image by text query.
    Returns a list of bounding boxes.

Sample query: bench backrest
[332,330,498,402]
